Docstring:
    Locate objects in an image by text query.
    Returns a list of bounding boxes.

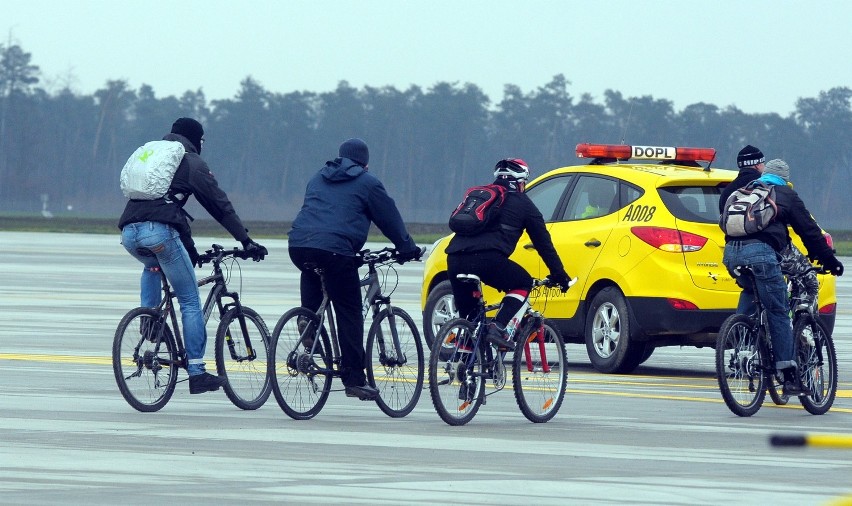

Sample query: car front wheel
[423,280,457,349]
[584,286,646,374]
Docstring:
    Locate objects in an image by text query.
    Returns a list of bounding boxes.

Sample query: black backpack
[719,180,778,237]
[448,184,507,236]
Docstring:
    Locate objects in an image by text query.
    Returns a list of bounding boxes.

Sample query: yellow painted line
[0,353,111,365]
[4,353,852,413]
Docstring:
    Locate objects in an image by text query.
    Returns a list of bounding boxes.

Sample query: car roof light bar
[576,143,717,169]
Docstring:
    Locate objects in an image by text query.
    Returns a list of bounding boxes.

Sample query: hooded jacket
[719,169,833,261]
[445,178,565,276]
[288,157,417,257]
[118,133,249,256]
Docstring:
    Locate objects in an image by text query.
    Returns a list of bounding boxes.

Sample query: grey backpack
[719,180,778,236]
[120,140,185,200]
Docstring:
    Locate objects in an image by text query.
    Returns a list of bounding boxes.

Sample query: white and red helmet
[494,158,530,182]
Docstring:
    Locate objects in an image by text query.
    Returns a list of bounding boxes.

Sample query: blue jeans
[723,241,795,370]
[121,222,208,376]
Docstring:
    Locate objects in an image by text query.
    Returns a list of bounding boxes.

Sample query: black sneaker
[189,372,227,394]
[458,380,476,401]
[780,368,805,396]
[345,384,379,400]
[485,323,514,350]
[782,380,806,396]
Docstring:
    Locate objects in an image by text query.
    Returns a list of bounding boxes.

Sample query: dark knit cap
[737,144,765,169]
[339,138,369,167]
[171,117,204,153]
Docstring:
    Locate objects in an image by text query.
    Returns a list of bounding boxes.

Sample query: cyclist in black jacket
[445,158,572,349]
[118,117,267,394]
[720,146,842,396]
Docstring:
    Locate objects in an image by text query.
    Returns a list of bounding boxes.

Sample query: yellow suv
[421,143,837,373]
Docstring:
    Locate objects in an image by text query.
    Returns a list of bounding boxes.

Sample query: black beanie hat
[171,117,204,153]
[737,144,765,168]
[339,138,369,167]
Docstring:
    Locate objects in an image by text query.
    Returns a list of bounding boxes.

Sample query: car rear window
[658,186,722,224]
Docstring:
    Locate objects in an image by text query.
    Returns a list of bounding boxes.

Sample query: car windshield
[658,186,722,224]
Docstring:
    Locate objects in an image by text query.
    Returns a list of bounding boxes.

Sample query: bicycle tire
[113,307,178,412]
[795,317,837,415]
[366,307,424,418]
[715,314,766,417]
[512,319,567,423]
[767,373,789,406]
[269,307,332,420]
[215,306,271,410]
[428,319,485,426]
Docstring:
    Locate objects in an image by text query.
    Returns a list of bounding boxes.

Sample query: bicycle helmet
[493,158,530,182]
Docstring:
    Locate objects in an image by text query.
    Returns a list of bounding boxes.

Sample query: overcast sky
[4,0,850,116]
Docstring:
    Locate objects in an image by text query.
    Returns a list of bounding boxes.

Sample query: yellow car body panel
[422,152,837,371]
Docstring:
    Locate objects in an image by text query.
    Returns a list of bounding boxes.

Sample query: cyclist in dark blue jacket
[288,138,422,400]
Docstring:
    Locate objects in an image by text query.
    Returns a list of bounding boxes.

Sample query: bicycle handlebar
[196,243,261,266]
[357,246,427,266]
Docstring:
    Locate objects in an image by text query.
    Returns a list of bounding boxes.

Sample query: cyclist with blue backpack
[445,158,572,350]
[720,146,842,396]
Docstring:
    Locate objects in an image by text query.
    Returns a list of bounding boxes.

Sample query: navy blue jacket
[288,157,417,257]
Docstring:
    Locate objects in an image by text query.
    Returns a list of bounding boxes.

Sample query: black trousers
[289,247,366,387]
[447,250,532,325]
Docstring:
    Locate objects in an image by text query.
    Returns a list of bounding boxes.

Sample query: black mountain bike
[715,265,837,416]
[269,247,425,419]
[113,244,271,412]
[429,274,572,426]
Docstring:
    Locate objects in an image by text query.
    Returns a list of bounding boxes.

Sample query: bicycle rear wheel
[512,319,567,423]
[113,307,178,412]
[269,307,332,420]
[215,306,271,410]
[715,314,766,417]
[795,317,837,415]
[366,307,424,418]
[428,319,485,426]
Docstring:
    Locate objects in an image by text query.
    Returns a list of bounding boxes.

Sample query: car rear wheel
[584,286,646,374]
[423,280,457,349]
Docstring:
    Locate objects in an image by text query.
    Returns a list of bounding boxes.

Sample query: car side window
[563,176,620,221]
[525,175,574,222]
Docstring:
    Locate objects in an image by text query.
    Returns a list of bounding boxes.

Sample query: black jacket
[118,133,249,257]
[719,169,833,261]
[445,180,565,275]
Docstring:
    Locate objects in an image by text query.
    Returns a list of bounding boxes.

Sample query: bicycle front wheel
[366,307,424,418]
[215,306,271,410]
[113,307,178,412]
[715,314,766,417]
[795,317,837,415]
[269,307,332,420]
[512,319,567,423]
[428,319,485,426]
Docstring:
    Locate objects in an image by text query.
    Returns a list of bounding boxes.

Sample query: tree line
[1,42,850,229]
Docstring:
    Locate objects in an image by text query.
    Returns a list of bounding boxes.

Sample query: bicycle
[268,247,425,419]
[715,264,837,417]
[113,243,271,412]
[428,274,573,426]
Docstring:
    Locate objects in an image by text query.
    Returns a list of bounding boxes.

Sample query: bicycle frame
[145,250,256,369]
[457,275,554,386]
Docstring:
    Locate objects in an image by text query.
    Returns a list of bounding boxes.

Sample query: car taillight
[819,303,836,315]
[631,226,708,252]
[668,298,698,310]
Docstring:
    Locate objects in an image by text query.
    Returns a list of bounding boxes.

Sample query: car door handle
[523,243,536,250]
[585,239,602,247]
